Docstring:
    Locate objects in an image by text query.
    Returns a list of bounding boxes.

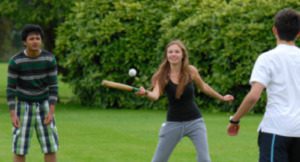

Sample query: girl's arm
[190,65,233,102]
[136,81,161,101]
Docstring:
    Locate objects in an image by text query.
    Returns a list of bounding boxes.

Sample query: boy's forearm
[232,92,260,121]
[10,110,16,116]
[49,104,55,114]
[232,83,265,121]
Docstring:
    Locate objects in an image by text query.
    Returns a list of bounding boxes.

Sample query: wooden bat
[101,80,139,92]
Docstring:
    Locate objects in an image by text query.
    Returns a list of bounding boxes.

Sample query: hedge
[55,0,300,112]
[55,0,171,108]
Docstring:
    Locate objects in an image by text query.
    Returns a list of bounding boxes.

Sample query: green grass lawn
[0,63,261,161]
[0,63,7,99]
[0,104,261,162]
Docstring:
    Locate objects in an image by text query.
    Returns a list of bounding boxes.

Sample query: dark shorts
[258,131,300,162]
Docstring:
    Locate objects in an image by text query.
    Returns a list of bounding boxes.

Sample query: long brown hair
[151,40,191,99]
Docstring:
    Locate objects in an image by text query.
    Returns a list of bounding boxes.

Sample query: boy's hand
[44,104,55,125]
[44,112,54,125]
[227,123,240,136]
[10,110,20,128]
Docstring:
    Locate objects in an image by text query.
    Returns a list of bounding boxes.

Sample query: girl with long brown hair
[137,40,234,162]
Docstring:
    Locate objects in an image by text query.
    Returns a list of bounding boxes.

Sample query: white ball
[128,68,137,77]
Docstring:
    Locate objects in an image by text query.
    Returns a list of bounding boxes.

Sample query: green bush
[0,0,78,51]
[55,0,171,108]
[158,0,300,112]
[55,0,300,112]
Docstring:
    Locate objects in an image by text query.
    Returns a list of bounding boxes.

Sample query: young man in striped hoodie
[7,24,59,162]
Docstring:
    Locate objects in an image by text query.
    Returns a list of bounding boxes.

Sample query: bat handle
[132,87,140,92]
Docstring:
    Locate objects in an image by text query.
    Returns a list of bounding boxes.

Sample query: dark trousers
[258,131,300,162]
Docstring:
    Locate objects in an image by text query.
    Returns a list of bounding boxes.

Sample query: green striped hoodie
[6,50,58,110]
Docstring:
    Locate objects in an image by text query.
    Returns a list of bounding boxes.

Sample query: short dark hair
[21,24,44,41]
[274,8,300,41]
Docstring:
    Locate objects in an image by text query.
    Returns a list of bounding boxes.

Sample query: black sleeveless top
[165,81,202,121]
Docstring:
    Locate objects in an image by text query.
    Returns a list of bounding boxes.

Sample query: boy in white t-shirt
[227,8,300,162]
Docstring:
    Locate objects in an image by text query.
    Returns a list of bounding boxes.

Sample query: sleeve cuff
[49,99,57,105]
[9,105,15,111]
[249,80,268,87]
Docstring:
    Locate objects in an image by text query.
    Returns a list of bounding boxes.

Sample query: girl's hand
[136,86,147,96]
[223,94,234,102]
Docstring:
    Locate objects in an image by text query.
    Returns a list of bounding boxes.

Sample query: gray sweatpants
[151,118,211,162]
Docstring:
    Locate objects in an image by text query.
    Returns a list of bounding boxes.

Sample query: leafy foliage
[56,0,300,112]
[0,19,14,61]
[55,0,171,108]
[159,0,300,112]
[0,0,78,51]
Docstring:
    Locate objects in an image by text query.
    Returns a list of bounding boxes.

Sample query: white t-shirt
[250,44,300,137]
